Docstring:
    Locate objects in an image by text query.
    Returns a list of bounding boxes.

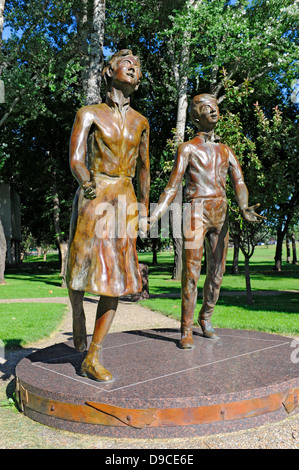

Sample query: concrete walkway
[0,296,298,449]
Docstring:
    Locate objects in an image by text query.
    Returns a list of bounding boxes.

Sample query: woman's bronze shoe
[81,358,113,382]
[81,342,113,382]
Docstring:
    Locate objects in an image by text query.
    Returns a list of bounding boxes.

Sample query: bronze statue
[67,50,150,381]
[149,93,264,349]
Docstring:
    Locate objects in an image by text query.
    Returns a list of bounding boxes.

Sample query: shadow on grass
[4,259,64,289]
[4,274,63,288]
[0,329,74,384]
[0,339,35,383]
[216,292,299,314]
[142,291,299,317]
[7,259,60,274]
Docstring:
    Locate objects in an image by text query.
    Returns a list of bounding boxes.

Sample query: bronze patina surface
[67,50,150,382]
[150,94,264,349]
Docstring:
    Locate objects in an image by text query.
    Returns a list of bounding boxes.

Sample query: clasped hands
[82,171,97,200]
[138,214,158,238]
[138,215,157,238]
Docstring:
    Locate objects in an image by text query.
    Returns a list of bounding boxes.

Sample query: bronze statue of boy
[150,94,264,349]
[67,50,150,382]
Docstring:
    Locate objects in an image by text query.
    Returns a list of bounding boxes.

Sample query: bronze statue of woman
[67,50,150,382]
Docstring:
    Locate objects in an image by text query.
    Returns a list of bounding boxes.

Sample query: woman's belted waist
[93,172,133,183]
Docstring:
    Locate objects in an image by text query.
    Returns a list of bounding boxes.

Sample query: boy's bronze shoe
[178,327,194,350]
[200,319,219,339]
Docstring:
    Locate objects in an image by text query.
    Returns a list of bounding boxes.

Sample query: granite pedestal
[15,328,299,437]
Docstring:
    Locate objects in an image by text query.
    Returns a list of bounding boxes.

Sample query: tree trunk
[244,255,253,305]
[273,209,293,271]
[86,0,105,105]
[74,0,89,102]
[152,238,158,265]
[286,233,291,263]
[170,34,190,281]
[231,234,240,274]
[273,230,283,271]
[59,242,68,288]
[239,231,255,305]
[0,216,7,284]
[291,232,298,265]
[0,0,6,103]
[171,69,188,281]
[273,222,288,271]
[167,0,200,281]
[75,0,105,105]
[51,171,68,287]
[0,0,5,49]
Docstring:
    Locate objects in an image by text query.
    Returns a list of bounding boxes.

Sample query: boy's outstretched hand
[242,203,266,223]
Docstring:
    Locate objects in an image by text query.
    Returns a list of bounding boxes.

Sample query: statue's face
[111,55,141,90]
[196,99,219,129]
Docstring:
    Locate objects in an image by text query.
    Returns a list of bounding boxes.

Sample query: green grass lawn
[140,293,299,336]
[0,246,298,348]
[138,245,299,336]
[0,254,69,349]
[138,245,299,294]
[1,254,69,299]
[0,302,67,349]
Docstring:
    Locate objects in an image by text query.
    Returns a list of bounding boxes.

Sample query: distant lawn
[140,293,299,336]
[0,255,68,349]
[138,245,299,336]
[0,246,298,346]
[0,302,67,349]
[138,245,299,294]
[1,254,69,299]
[2,245,298,300]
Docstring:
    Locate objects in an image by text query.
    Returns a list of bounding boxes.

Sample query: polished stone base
[15,328,299,437]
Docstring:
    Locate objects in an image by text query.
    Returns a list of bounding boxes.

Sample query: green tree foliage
[253,102,299,270]
[1,1,83,128]
[0,0,298,284]
[167,0,298,97]
[0,0,82,278]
